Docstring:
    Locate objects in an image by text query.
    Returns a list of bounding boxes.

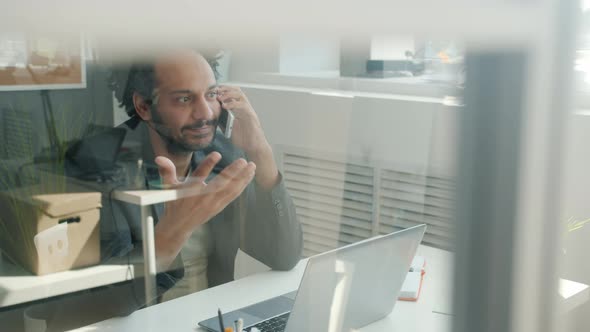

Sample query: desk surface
[0,257,134,308]
[71,245,455,332]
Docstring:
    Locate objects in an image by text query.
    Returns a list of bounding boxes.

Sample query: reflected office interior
[0,29,586,332]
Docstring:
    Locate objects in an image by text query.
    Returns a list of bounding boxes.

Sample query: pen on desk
[236,318,244,332]
[218,308,225,332]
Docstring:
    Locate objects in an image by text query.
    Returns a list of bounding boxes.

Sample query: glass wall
[558,2,590,331]
[0,1,583,331]
[0,32,463,331]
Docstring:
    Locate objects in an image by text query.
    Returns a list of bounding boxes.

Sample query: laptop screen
[284,225,425,332]
[65,127,126,176]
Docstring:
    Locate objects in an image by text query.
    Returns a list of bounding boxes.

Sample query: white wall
[240,84,456,177]
[279,34,340,74]
[370,35,414,60]
[242,83,590,239]
[228,35,340,81]
[227,40,281,82]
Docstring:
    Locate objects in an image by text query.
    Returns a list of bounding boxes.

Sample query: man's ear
[133,92,152,121]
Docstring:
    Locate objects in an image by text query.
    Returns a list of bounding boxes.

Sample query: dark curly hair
[108,51,222,118]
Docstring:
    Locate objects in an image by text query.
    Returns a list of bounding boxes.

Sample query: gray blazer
[100,117,303,303]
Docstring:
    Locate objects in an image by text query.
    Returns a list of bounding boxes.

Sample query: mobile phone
[218,108,234,139]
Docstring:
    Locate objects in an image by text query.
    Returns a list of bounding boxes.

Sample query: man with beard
[104,50,303,303]
[26,50,302,332]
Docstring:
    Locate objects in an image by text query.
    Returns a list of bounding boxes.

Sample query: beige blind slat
[296,207,373,231]
[299,215,372,238]
[302,225,365,245]
[379,211,452,230]
[293,201,373,222]
[285,164,374,186]
[379,216,453,238]
[291,191,374,213]
[285,173,374,195]
[284,154,374,177]
[287,182,373,204]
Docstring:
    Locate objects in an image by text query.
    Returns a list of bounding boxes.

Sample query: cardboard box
[0,184,101,275]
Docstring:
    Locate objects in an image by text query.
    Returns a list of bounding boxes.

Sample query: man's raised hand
[152,152,256,270]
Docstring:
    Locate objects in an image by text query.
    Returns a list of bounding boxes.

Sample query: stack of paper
[399,256,426,301]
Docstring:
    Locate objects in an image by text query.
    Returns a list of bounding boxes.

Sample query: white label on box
[34,223,69,258]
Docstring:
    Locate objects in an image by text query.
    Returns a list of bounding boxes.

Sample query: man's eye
[177,96,191,103]
[206,91,218,99]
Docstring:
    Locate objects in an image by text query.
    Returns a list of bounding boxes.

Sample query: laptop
[64,126,126,179]
[198,224,426,332]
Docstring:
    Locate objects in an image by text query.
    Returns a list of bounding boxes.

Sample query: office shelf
[0,256,134,308]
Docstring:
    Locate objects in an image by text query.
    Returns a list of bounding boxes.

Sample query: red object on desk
[398,256,426,301]
[398,270,426,302]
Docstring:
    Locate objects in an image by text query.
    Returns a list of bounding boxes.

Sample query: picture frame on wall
[0,33,86,91]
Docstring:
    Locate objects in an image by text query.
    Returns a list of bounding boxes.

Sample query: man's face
[148,51,221,154]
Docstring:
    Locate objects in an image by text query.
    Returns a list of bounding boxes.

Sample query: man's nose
[191,96,214,120]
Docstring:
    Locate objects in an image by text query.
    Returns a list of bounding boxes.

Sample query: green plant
[565,216,590,233]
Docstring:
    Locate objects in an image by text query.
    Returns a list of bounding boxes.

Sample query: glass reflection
[0,36,460,331]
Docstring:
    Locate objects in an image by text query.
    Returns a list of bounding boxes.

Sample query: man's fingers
[210,161,256,201]
[190,152,222,182]
[224,161,256,197]
[220,99,241,110]
[217,85,241,94]
[233,162,256,189]
[218,158,249,180]
[186,162,254,225]
[155,156,179,187]
[217,87,244,103]
[207,159,253,191]
[185,161,255,221]
[219,95,242,104]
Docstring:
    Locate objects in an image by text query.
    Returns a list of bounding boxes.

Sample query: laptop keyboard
[245,312,290,332]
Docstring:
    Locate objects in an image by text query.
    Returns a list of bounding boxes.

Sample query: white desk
[0,259,134,307]
[71,245,454,332]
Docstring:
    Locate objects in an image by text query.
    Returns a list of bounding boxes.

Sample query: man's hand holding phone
[217,86,269,156]
[218,108,234,139]
[217,86,280,190]
[152,152,256,271]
